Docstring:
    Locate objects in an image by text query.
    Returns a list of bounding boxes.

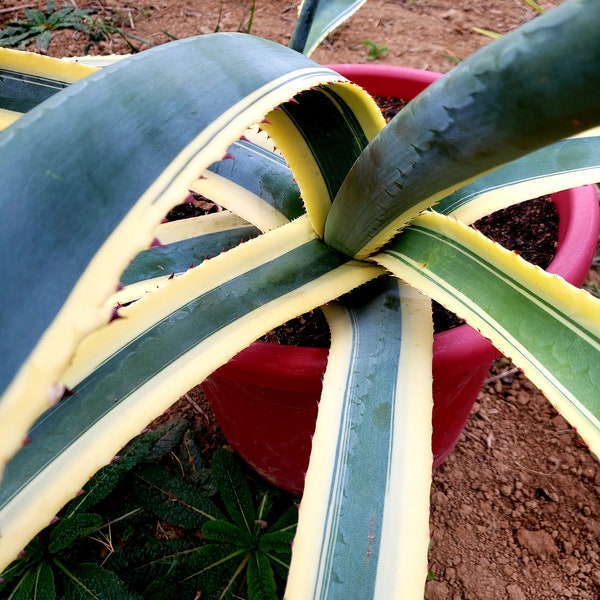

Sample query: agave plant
[1,0,600,597]
[289,0,367,56]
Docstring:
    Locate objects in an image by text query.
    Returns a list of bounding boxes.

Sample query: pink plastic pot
[202,65,600,495]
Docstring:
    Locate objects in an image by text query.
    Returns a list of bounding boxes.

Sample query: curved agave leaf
[261,81,384,235]
[0,33,379,470]
[0,47,96,122]
[0,34,386,570]
[376,211,600,457]
[118,213,261,290]
[200,136,305,225]
[119,134,304,293]
[0,216,382,569]
[289,0,368,57]
[324,0,600,258]
[2,3,600,597]
[287,278,433,599]
[437,131,600,221]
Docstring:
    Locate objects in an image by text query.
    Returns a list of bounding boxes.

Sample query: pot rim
[219,64,600,371]
[326,63,600,362]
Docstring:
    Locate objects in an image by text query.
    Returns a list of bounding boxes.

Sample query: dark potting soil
[259,196,558,346]
[165,195,223,220]
[264,96,559,344]
[430,196,558,333]
[165,192,558,344]
[165,95,559,346]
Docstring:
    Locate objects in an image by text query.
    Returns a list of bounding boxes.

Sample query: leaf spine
[47,382,67,406]
[109,303,123,323]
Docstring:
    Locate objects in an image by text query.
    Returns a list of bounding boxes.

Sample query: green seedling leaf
[48,512,103,554]
[0,538,45,589]
[1,555,33,589]
[201,519,251,547]
[0,29,34,47]
[47,7,74,26]
[35,29,52,50]
[104,537,199,593]
[132,463,223,528]
[264,551,291,583]
[362,39,388,60]
[246,551,277,600]
[144,543,246,600]
[70,419,188,513]
[59,562,140,599]
[264,503,298,535]
[211,448,256,533]
[259,529,295,555]
[0,0,99,51]
[23,9,46,25]
[178,428,210,483]
[142,418,189,463]
[254,489,273,525]
[5,561,55,600]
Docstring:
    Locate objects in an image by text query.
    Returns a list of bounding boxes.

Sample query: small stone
[444,567,456,582]
[516,528,558,558]
[425,580,449,600]
[432,490,448,506]
[440,9,460,20]
[563,556,580,576]
[506,583,526,600]
[551,414,569,430]
[580,562,592,575]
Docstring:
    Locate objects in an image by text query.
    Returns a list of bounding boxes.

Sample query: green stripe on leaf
[436,134,600,220]
[287,278,433,598]
[378,211,600,456]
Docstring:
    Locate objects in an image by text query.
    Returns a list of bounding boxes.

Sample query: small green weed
[362,40,388,61]
[82,13,155,53]
[0,1,93,50]
[125,446,297,600]
[473,0,545,41]
[586,281,600,297]
[239,0,257,35]
[0,1,153,52]
[471,26,502,40]
[426,539,436,580]
[522,0,545,13]
[442,54,462,64]
[0,419,297,599]
[213,0,256,35]
[584,255,600,298]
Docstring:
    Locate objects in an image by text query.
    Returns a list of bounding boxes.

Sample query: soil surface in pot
[261,196,559,344]
[11,0,600,598]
